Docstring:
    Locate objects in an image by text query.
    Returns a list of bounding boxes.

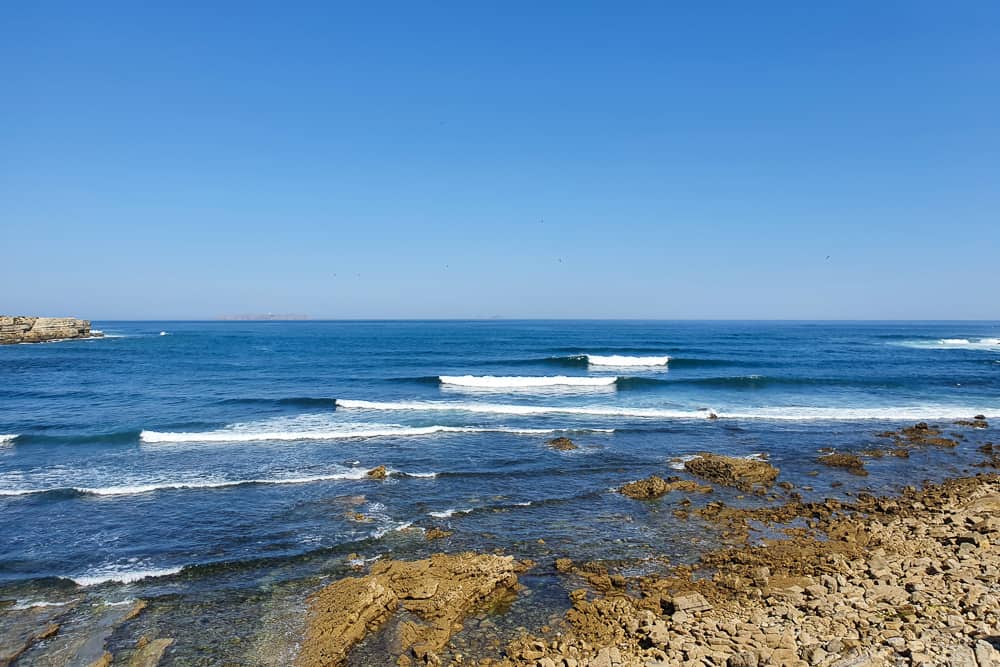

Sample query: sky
[2,2,998,320]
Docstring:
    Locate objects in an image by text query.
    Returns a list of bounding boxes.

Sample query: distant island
[0,316,102,344]
[216,313,310,321]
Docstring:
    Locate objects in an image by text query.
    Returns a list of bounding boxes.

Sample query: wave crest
[439,375,617,388]
[586,354,670,367]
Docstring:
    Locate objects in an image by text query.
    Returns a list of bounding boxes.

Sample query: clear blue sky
[2,2,997,319]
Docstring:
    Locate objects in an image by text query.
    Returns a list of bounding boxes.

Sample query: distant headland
[0,316,102,344]
[216,313,310,321]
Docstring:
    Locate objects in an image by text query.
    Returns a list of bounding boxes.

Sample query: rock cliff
[0,316,101,344]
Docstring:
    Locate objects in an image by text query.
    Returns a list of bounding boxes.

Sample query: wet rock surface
[619,475,713,500]
[487,472,1000,667]
[685,454,780,492]
[546,437,578,451]
[299,552,526,666]
[818,452,868,475]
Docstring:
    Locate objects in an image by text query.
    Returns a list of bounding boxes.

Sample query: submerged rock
[299,552,524,666]
[424,527,452,540]
[546,437,578,451]
[685,453,779,492]
[818,452,868,476]
[128,637,174,667]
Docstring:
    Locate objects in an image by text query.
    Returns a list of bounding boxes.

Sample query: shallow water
[1,321,997,662]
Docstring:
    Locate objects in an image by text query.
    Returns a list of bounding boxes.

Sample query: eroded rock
[299,552,523,666]
[685,454,779,491]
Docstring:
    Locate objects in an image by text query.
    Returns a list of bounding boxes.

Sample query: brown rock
[299,553,522,666]
[424,527,452,540]
[546,437,578,451]
[128,638,174,667]
[685,454,779,491]
[0,316,100,344]
[366,465,388,480]
[818,453,868,476]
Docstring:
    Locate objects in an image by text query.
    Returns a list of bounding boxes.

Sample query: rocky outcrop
[818,452,868,475]
[299,552,524,666]
[685,453,779,492]
[619,475,713,499]
[546,437,578,451]
[0,316,101,344]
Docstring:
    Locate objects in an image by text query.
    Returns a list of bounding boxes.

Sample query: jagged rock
[299,552,522,666]
[0,316,100,344]
[546,437,578,451]
[685,453,779,491]
[366,465,388,480]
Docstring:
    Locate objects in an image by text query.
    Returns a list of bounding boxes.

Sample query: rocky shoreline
[299,471,999,667]
[1,422,996,666]
[291,420,999,667]
[0,316,101,344]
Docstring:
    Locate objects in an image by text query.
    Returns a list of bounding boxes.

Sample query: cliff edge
[0,316,101,344]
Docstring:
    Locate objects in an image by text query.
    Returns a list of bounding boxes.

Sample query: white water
[68,566,183,587]
[0,468,372,497]
[898,338,1000,351]
[440,375,618,388]
[337,399,706,418]
[586,354,670,367]
[140,423,566,443]
[337,399,996,421]
[0,434,16,444]
[429,508,472,518]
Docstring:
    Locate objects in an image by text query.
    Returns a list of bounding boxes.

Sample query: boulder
[546,437,578,451]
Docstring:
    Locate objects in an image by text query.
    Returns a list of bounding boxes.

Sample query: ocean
[1,320,997,663]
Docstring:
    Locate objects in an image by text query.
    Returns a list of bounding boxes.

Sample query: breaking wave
[336,399,708,419]
[140,423,573,443]
[439,375,618,389]
[67,566,184,587]
[336,399,997,422]
[585,354,670,367]
[898,338,1000,351]
[0,469,372,498]
[0,434,17,444]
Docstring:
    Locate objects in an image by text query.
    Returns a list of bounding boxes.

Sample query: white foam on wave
[0,434,16,444]
[68,566,183,587]
[0,469,370,498]
[720,406,999,421]
[337,399,703,419]
[586,354,670,367]
[429,508,472,518]
[140,423,568,444]
[440,375,618,388]
[898,338,1000,351]
[337,399,997,422]
[11,600,73,610]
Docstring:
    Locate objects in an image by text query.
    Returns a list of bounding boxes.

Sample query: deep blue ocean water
[1,321,998,662]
